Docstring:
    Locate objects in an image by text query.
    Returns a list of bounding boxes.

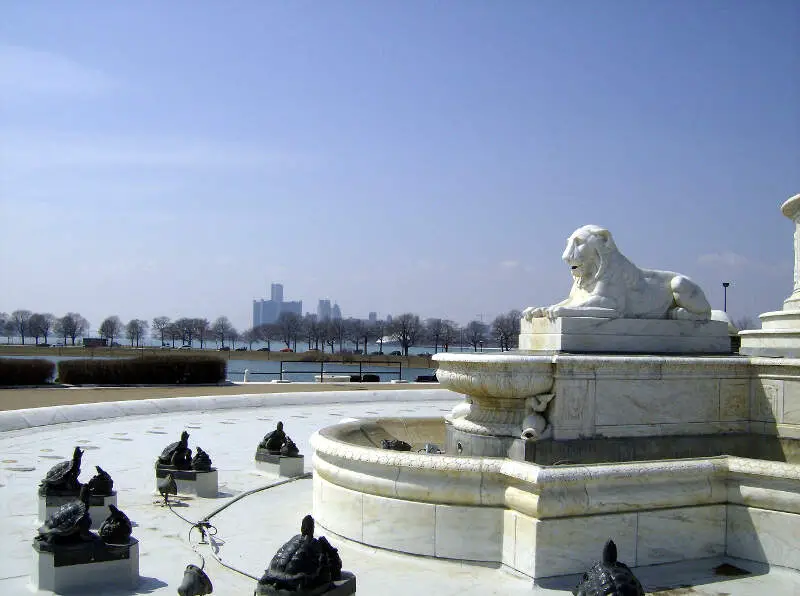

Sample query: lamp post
[722,282,730,312]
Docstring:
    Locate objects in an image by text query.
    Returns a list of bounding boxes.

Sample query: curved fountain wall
[311,354,800,579]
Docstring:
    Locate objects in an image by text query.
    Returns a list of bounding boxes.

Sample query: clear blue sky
[1,1,798,332]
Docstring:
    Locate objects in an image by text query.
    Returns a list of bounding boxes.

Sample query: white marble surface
[0,392,797,594]
[726,505,800,569]
[434,505,504,562]
[32,539,139,592]
[530,512,638,578]
[522,225,712,321]
[255,455,305,478]
[520,317,730,353]
[362,493,436,556]
[636,505,725,565]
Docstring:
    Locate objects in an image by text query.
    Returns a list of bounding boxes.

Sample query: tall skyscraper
[332,303,342,320]
[317,299,332,321]
[271,283,283,303]
[253,282,302,327]
[368,312,377,323]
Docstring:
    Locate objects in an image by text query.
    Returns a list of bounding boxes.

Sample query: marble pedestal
[520,317,731,354]
[254,449,305,477]
[740,194,800,357]
[31,537,139,592]
[155,467,218,497]
[445,425,532,460]
[38,492,117,530]
[739,308,800,357]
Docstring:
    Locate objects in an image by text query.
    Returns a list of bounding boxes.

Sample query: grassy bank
[0,382,433,411]
[0,344,435,369]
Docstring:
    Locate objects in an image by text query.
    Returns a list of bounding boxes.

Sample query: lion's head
[561,225,618,290]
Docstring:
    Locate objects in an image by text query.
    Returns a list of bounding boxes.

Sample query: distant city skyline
[1,3,797,332]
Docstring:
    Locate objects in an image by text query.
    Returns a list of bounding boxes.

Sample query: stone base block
[726,505,800,570]
[739,326,800,357]
[255,451,305,477]
[31,537,139,592]
[520,317,731,354]
[315,375,352,383]
[446,425,529,460]
[256,571,356,595]
[38,492,117,530]
[155,467,218,497]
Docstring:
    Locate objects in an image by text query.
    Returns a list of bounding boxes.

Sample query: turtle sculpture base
[31,536,139,592]
[254,449,305,478]
[38,491,117,530]
[154,465,218,498]
[255,571,356,596]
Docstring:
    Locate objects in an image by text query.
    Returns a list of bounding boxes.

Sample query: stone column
[781,194,800,310]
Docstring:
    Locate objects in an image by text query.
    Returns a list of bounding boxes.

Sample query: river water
[4,355,435,383]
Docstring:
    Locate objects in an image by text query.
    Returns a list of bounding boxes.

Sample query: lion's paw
[523,306,546,320]
[546,306,564,320]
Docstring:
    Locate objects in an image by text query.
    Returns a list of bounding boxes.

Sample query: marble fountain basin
[312,416,800,578]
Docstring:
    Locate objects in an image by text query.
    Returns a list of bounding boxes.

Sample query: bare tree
[439,320,458,352]
[373,319,387,354]
[152,316,171,346]
[99,316,123,346]
[241,327,258,350]
[256,323,279,351]
[277,312,302,351]
[426,318,444,353]
[360,320,375,355]
[11,310,32,344]
[301,314,319,351]
[212,316,234,348]
[344,319,364,353]
[329,317,348,353]
[174,318,195,346]
[324,320,337,353]
[192,318,210,349]
[465,320,488,352]
[29,313,55,345]
[55,313,89,345]
[389,313,423,356]
[733,316,759,331]
[0,313,9,344]
[227,327,240,349]
[492,310,521,351]
[126,319,148,347]
[166,322,182,347]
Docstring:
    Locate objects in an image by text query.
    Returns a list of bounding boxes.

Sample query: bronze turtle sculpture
[573,539,644,596]
[256,515,341,594]
[260,422,287,453]
[158,430,192,469]
[37,485,93,546]
[87,465,114,495]
[98,503,132,544]
[40,446,83,494]
[381,439,411,451]
[280,436,300,457]
[191,447,213,472]
[158,473,178,503]
[178,563,213,596]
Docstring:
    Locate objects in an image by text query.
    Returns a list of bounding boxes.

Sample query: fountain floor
[0,390,797,594]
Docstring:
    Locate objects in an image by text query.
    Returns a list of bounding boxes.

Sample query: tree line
[0,309,523,355]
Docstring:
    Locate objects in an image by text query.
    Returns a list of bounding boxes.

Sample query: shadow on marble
[534,557,768,593]
[47,575,169,595]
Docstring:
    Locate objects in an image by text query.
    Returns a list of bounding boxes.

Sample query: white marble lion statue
[523,224,712,321]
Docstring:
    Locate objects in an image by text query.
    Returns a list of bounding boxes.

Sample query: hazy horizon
[2,1,798,331]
